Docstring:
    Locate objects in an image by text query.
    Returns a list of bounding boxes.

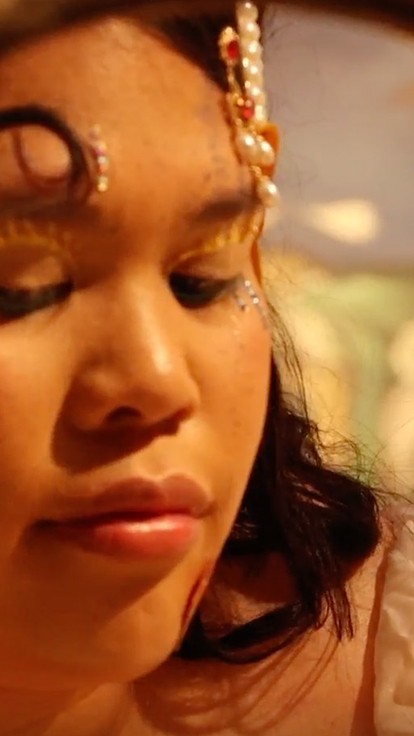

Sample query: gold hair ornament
[219,2,279,208]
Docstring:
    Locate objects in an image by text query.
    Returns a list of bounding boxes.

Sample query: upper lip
[42,475,212,524]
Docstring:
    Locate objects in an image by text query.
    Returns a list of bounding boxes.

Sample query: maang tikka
[219,2,278,208]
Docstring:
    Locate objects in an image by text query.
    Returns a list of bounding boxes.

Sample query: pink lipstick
[39,475,210,561]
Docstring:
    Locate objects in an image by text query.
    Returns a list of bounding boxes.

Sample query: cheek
[179,560,216,638]
[0,334,62,444]
[205,307,271,437]
[0,333,66,530]
[222,314,271,471]
[194,304,271,525]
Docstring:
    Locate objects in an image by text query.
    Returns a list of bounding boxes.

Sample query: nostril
[106,406,140,424]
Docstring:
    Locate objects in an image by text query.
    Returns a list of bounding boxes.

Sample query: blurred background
[262,7,414,490]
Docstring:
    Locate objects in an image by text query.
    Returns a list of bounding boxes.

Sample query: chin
[2,610,182,691]
[52,637,176,689]
[90,639,177,684]
[25,638,178,691]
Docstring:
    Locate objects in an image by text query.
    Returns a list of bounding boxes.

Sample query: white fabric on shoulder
[375,505,414,735]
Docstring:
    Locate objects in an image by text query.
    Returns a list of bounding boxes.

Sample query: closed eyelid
[0,219,74,262]
[175,209,264,267]
[188,183,260,224]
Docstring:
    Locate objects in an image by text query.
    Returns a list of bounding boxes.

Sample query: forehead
[0,16,244,220]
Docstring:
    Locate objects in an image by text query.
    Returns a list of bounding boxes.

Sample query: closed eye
[0,282,72,319]
[169,273,240,309]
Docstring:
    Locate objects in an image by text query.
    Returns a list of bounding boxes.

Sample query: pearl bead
[97,176,109,193]
[236,132,259,164]
[243,61,264,85]
[245,83,266,107]
[238,1,259,22]
[238,18,261,41]
[257,177,279,208]
[258,138,276,168]
[242,56,264,73]
[254,104,267,123]
[240,40,262,61]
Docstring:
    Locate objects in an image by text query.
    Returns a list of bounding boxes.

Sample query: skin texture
[0,14,273,734]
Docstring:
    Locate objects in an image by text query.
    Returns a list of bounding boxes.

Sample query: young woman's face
[0,16,271,689]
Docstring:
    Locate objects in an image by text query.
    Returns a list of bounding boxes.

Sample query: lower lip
[45,514,200,560]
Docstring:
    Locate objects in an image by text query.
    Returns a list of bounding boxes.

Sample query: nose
[64,279,200,435]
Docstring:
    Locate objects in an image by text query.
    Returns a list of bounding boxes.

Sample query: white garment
[375,506,414,735]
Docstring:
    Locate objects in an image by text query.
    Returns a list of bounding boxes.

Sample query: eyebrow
[36,183,261,237]
[8,179,261,239]
[189,184,260,225]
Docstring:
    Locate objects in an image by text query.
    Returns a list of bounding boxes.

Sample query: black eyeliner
[0,281,71,319]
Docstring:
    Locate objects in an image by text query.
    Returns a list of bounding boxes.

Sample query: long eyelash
[170,273,241,309]
[0,282,71,319]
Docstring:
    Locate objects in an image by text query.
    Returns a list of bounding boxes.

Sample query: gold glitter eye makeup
[176,208,264,267]
[0,219,73,256]
[169,209,263,311]
[0,219,72,320]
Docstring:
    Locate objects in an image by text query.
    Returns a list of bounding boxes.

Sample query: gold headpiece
[219,2,278,208]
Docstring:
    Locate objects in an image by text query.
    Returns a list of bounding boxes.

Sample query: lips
[38,475,211,561]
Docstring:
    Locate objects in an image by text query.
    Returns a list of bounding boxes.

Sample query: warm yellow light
[304,199,381,245]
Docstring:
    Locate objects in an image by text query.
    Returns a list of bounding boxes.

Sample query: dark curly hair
[157,11,381,664]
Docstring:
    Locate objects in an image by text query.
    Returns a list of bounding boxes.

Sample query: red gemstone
[237,97,255,121]
[226,39,240,62]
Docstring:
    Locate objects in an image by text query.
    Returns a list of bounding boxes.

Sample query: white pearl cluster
[236,130,274,167]
[220,2,279,209]
[237,1,267,121]
[237,2,278,208]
